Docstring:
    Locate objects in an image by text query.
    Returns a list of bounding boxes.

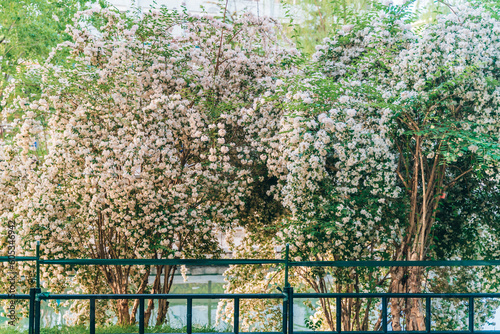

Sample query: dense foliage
[1,0,500,331]
[224,2,500,332]
[0,5,297,326]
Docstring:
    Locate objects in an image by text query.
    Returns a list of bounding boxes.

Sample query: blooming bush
[224,2,500,331]
[0,6,298,326]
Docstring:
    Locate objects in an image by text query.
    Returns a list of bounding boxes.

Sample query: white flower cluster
[225,3,500,332]
[0,7,297,325]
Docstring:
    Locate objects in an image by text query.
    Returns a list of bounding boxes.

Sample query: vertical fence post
[382,297,388,334]
[284,244,290,288]
[36,241,40,290]
[288,286,294,334]
[34,287,41,334]
[139,298,145,334]
[283,244,291,334]
[34,241,41,334]
[90,298,96,334]
[28,287,36,334]
[336,297,341,333]
[187,298,193,334]
[282,293,288,334]
[234,297,240,334]
[469,297,474,333]
[426,297,431,334]
[208,280,212,327]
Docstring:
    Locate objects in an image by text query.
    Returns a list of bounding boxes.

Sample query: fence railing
[2,243,500,334]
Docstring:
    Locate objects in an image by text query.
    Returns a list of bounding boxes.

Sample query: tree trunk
[389,265,407,331]
[116,298,131,325]
[156,300,170,325]
[145,265,162,326]
[389,261,426,331]
[113,273,131,325]
[407,264,425,331]
[156,265,176,325]
[299,269,375,332]
[100,265,132,326]
[130,267,152,324]
[388,136,445,331]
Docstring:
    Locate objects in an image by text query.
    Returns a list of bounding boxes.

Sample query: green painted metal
[0,293,30,299]
[37,293,285,300]
[90,298,96,334]
[28,288,35,334]
[288,286,294,334]
[296,292,500,298]
[187,298,193,334]
[336,296,341,332]
[28,258,500,268]
[426,296,431,334]
[34,287,41,334]
[3,242,500,334]
[40,258,285,265]
[139,298,145,334]
[382,297,388,334]
[289,259,500,268]
[0,256,37,262]
[284,244,290,288]
[35,241,40,289]
[234,297,240,334]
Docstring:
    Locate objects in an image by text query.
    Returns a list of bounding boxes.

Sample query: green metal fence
[2,242,500,334]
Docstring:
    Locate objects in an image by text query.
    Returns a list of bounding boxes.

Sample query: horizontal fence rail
[38,293,286,300]
[37,293,284,334]
[2,243,500,334]
[0,294,30,300]
[23,292,500,334]
[4,257,500,268]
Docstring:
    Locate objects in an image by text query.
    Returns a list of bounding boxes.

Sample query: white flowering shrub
[224,2,500,332]
[0,6,297,326]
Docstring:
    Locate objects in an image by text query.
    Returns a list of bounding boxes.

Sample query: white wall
[105,0,286,19]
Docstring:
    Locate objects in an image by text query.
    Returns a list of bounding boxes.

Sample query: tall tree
[225,2,500,331]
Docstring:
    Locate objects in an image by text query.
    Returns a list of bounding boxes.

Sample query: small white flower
[468,145,479,153]
[342,24,355,33]
[339,96,350,103]
[346,109,356,117]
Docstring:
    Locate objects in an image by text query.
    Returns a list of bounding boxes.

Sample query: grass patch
[0,324,221,334]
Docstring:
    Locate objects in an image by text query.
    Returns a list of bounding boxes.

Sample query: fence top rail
[0,256,37,262]
[0,294,31,299]
[289,259,500,268]
[38,258,285,266]
[293,331,500,334]
[33,292,500,301]
[37,293,285,300]
[3,257,500,268]
[295,292,500,298]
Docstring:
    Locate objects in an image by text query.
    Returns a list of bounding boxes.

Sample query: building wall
[105,0,287,19]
